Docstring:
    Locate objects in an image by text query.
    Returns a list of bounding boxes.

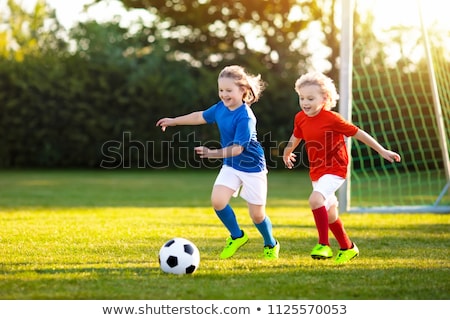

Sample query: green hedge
[0,49,299,169]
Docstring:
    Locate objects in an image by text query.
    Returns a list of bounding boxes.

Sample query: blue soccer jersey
[202,101,266,173]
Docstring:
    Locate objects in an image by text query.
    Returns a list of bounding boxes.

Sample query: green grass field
[0,169,449,300]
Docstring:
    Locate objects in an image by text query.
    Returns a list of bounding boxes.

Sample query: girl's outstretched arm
[353,129,401,163]
[156,111,206,132]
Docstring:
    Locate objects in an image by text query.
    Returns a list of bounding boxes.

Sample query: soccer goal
[338,0,450,213]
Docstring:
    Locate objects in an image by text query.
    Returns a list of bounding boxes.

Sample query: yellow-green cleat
[310,243,333,259]
[219,230,249,259]
[263,241,280,260]
[335,243,359,264]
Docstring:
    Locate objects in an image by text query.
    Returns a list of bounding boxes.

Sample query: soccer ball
[158,237,200,275]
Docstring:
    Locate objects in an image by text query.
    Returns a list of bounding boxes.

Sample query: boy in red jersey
[282,72,401,263]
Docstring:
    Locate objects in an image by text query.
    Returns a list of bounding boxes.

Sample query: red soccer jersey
[293,108,359,181]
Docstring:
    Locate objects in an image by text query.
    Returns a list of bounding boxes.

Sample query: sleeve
[202,103,218,124]
[292,112,303,138]
[333,112,359,137]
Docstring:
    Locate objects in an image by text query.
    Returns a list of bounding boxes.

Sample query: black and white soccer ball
[158,237,200,274]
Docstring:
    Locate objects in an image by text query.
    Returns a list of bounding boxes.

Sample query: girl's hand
[156,118,176,132]
[283,152,297,169]
[194,146,210,158]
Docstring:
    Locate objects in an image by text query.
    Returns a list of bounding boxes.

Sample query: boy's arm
[283,134,302,169]
[353,129,401,163]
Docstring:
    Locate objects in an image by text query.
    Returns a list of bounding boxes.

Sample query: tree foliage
[0,18,206,167]
[0,0,67,60]
[119,0,330,73]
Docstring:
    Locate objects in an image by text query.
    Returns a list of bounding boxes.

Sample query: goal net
[338,0,450,213]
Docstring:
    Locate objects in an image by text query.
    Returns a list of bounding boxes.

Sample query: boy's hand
[283,152,297,169]
[382,150,401,163]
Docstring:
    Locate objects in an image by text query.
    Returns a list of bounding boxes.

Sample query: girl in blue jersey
[156,65,279,260]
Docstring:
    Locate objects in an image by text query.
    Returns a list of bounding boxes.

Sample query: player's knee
[249,206,265,224]
[309,192,325,209]
[211,196,227,211]
[327,204,339,223]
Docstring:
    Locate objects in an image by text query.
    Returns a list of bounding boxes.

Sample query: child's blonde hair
[294,72,339,110]
[218,65,266,105]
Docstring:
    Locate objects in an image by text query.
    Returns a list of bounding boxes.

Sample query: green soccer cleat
[263,241,280,260]
[219,230,249,259]
[310,243,333,259]
[335,243,359,264]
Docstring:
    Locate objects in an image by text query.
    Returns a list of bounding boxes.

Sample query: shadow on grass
[2,261,449,300]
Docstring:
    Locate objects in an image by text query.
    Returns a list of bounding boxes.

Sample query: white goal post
[338,0,450,213]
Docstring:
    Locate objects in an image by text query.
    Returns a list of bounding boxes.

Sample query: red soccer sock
[312,206,329,246]
[329,217,352,250]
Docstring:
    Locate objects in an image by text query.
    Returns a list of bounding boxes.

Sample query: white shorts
[312,174,345,210]
[214,165,268,205]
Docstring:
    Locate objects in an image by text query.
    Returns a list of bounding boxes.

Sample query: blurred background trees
[1,0,445,168]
